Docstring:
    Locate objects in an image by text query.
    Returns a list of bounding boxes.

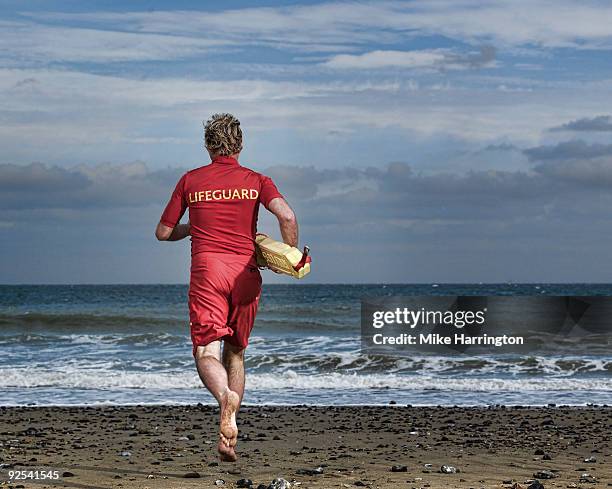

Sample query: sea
[1,284,610,407]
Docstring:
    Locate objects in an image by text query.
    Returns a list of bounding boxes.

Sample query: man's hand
[155,221,191,241]
[267,197,298,247]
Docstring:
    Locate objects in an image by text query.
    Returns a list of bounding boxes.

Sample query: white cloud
[324,46,496,70]
[23,1,612,50]
[1,66,611,158]
[3,0,612,165]
[0,21,229,63]
[0,68,404,111]
[325,50,448,69]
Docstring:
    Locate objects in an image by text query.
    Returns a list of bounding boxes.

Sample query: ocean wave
[0,313,184,332]
[260,302,355,312]
[1,330,610,376]
[1,367,611,392]
[0,312,355,334]
[246,352,612,376]
[0,332,188,347]
[254,319,357,332]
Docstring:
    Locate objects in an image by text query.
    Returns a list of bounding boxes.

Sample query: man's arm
[155,221,191,241]
[267,197,298,247]
[156,173,188,242]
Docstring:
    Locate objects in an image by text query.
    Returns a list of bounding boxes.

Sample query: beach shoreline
[0,404,609,489]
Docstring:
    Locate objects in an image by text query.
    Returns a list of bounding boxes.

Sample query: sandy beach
[0,404,609,489]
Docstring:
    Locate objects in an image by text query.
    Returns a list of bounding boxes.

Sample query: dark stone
[390,465,408,472]
[533,470,556,479]
[527,482,544,489]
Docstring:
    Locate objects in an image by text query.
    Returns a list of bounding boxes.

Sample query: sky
[1,0,612,283]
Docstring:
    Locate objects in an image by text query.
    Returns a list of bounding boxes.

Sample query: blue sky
[2,0,612,283]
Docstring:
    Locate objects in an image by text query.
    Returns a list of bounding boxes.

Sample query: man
[155,113,298,462]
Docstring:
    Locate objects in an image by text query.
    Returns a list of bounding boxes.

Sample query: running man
[155,113,298,461]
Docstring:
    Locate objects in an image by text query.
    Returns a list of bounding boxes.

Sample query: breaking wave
[2,367,611,392]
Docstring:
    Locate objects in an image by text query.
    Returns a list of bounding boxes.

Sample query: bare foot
[217,438,237,462]
[218,388,240,460]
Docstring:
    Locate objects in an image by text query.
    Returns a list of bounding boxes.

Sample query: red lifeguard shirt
[160,155,283,256]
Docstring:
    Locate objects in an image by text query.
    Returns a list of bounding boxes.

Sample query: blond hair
[204,113,243,156]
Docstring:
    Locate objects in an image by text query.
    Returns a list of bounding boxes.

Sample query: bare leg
[194,342,227,403]
[222,343,246,407]
[194,342,240,462]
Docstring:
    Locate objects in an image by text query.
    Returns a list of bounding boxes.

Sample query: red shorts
[188,252,262,355]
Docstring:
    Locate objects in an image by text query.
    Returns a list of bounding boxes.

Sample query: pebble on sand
[579,473,597,483]
[268,478,291,489]
[527,481,544,489]
[533,470,556,479]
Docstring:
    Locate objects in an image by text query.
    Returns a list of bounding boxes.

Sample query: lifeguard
[155,113,300,462]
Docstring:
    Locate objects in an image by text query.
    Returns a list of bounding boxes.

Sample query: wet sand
[0,404,610,489]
